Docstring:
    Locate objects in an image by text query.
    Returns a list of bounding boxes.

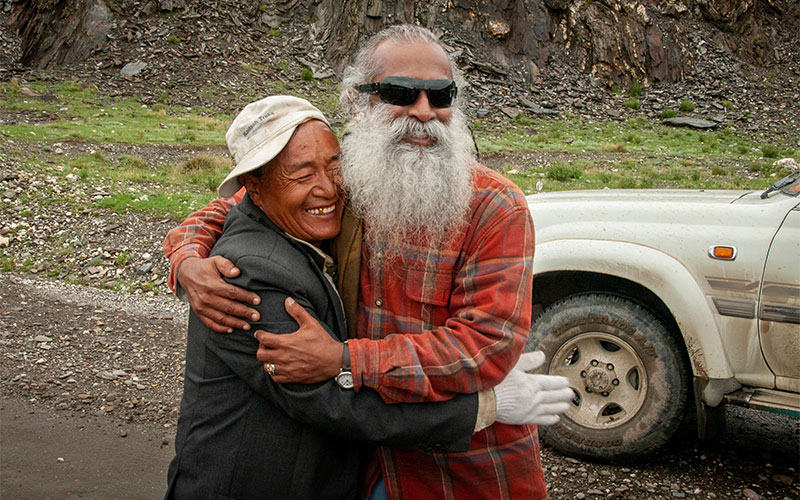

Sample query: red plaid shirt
[163,188,245,293]
[163,167,546,499]
[353,166,542,500]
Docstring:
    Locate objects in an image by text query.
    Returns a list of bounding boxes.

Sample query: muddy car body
[525,173,800,462]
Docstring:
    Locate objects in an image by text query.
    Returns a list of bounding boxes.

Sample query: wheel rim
[549,332,648,429]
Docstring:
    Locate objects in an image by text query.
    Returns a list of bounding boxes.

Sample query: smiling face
[241,120,343,246]
[369,39,454,145]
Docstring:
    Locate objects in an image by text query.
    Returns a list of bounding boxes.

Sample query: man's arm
[256,176,534,403]
[350,201,534,403]
[163,188,261,332]
[208,255,477,451]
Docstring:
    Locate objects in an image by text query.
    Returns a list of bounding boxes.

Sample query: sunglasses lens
[378,84,420,106]
[427,87,454,108]
[371,80,456,108]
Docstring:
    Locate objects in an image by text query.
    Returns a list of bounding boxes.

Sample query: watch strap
[341,340,351,371]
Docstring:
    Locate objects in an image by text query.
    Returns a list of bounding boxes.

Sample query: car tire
[526,293,689,463]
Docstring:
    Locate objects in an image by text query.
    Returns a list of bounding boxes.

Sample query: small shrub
[546,162,583,181]
[178,154,231,173]
[624,132,642,145]
[174,154,232,191]
[269,28,280,37]
[721,100,734,109]
[624,98,640,110]
[166,35,180,44]
[1,257,15,272]
[116,252,129,267]
[660,110,677,119]
[176,130,198,143]
[711,165,727,176]
[761,144,780,158]
[679,100,695,112]
[598,172,614,184]
[627,83,643,97]
[300,68,314,81]
[599,143,627,153]
[737,144,750,155]
[119,155,148,170]
[618,177,637,189]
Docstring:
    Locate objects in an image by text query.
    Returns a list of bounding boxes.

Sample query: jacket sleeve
[163,188,245,293]
[202,255,478,452]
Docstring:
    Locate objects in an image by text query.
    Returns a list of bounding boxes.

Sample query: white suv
[525,172,800,463]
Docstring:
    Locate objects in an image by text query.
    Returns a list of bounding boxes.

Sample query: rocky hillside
[1,0,799,142]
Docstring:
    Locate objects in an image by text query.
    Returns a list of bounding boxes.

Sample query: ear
[240,173,259,199]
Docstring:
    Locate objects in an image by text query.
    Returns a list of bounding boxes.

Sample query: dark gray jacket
[165,195,478,500]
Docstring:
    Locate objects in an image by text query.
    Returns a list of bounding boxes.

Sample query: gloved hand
[494,351,574,426]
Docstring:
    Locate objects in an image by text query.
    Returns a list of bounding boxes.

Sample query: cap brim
[218,124,298,198]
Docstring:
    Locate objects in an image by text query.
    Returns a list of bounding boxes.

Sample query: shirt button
[375,299,383,307]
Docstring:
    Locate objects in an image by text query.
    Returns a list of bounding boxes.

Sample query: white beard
[340,103,476,258]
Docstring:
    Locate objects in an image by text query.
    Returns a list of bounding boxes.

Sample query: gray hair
[340,24,466,116]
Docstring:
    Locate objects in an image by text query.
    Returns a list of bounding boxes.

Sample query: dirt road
[1,273,798,499]
[1,397,173,500]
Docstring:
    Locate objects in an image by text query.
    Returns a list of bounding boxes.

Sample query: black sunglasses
[356,76,458,108]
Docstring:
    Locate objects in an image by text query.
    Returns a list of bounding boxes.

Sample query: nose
[406,91,436,123]
[313,169,339,198]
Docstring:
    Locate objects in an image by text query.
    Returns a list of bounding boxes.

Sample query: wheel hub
[586,369,610,391]
[582,360,619,396]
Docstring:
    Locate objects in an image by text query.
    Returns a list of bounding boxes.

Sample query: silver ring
[266,363,276,376]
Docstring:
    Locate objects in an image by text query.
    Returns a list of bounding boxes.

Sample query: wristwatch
[335,340,354,389]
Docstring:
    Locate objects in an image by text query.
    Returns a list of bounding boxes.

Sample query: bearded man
[164,25,565,500]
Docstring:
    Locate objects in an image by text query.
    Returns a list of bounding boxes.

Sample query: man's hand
[494,351,574,426]
[254,297,344,384]
[178,256,261,333]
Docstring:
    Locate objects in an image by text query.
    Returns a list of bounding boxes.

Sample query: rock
[501,107,520,119]
[772,474,794,485]
[475,109,490,117]
[137,263,153,274]
[772,158,797,171]
[663,117,719,129]
[120,61,147,78]
[742,488,763,500]
[529,107,560,115]
[0,235,9,248]
[34,335,52,343]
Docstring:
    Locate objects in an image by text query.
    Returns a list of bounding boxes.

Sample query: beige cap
[218,95,329,197]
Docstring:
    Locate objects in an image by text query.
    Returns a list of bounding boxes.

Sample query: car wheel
[525,293,689,463]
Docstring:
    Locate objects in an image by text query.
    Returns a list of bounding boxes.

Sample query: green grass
[1,78,791,220]
[679,100,696,112]
[624,98,640,110]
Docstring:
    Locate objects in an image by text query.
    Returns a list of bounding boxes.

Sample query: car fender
[534,238,735,381]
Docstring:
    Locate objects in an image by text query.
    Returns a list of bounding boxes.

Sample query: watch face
[336,371,354,389]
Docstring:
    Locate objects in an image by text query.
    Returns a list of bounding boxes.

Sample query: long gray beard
[340,104,476,259]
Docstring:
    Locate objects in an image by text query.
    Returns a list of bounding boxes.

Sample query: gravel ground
[1,273,798,499]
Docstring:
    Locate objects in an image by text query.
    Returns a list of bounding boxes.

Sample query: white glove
[494,351,574,426]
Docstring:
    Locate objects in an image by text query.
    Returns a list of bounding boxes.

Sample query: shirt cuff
[474,388,497,433]
[167,247,205,296]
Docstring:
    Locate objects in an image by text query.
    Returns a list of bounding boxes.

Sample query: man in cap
[164,25,569,499]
